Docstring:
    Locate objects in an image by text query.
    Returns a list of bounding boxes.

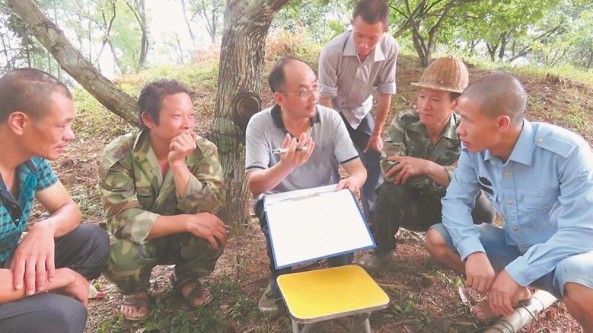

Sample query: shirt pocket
[520,191,557,227]
[136,187,155,208]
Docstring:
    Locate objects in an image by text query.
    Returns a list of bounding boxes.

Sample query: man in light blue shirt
[425,72,593,330]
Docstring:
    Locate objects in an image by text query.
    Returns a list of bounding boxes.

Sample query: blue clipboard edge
[264,188,377,270]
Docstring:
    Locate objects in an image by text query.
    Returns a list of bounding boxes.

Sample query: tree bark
[211,0,290,228]
[6,0,139,127]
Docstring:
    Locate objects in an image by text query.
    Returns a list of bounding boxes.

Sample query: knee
[38,296,87,333]
[425,229,448,259]
[74,224,110,258]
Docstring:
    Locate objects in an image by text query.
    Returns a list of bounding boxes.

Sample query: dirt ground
[46,55,593,332]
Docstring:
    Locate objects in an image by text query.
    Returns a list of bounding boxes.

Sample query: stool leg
[291,319,299,333]
[363,317,371,333]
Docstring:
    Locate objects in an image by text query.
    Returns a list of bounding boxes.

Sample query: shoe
[258,283,280,318]
[358,251,393,272]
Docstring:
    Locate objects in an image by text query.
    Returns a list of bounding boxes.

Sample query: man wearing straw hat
[359,56,496,272]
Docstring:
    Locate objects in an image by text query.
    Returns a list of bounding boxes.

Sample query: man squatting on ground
[0,68,109,333]
[100,79,227,321]
[318,0,398,224]
[359,56,496,272]
[245,57,367,317]
[426,72,593,331]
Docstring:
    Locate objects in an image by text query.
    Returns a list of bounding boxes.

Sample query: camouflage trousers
[104,233,223,293]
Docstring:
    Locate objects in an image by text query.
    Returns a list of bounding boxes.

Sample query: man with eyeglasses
[318,0,398,225]
[245,56,367,317]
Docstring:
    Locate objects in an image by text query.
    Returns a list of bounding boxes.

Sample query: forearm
[170,160,192,197]
[147,214,189,238]
[372,94,392,137]
[247,162,295,197]
[0,268,75,304]
[424,161,451,186]
[39,201,81,238]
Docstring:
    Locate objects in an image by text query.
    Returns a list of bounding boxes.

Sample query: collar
[270,104,321,133]
[485,119,532,165]
[344,31,386,62]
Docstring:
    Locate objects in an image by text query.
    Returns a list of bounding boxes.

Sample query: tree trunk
[6,0,139,127]
[211,0,290,228]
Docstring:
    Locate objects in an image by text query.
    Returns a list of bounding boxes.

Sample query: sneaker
[258,283,280,318]
[358,251,393,272]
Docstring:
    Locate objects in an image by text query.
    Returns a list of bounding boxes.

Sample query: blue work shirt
[442,120,593,286]
[0,158,58,263]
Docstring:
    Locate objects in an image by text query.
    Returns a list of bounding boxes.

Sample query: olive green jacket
[100,130,225,244]
[381,110,460,195]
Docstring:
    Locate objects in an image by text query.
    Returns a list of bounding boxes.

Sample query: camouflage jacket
[381,110,460,195]
[99,130,225,244]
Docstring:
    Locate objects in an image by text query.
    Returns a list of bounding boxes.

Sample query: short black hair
[267,56,305,94]
[137,79,192,129]
[0,68,72,122]
[352,0,389,26]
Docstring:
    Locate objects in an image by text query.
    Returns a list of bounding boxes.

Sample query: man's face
[276,61,319,120]
[351,16,386,59]
[455,97,500,153]
[26,92,76,160]
[417,88,454,129]
[145,92,195,143]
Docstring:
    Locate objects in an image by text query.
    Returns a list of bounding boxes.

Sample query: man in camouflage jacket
[100,79,226,321]
[359,56,496,272]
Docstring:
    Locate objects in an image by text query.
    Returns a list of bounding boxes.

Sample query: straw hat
[411,55,468,93]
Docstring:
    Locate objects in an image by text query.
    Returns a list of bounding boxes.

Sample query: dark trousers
[255,199,353,298]
[0,224,109,333]
[340,112,383,224]
[373,183,496,254]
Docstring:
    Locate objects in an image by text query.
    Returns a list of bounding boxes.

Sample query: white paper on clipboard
[264,185,376,269]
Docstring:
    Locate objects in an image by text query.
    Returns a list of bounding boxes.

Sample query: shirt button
[507,199,514,205]
[537,137,544,144]
[512,226,520,232]
[15,219,20,223]
[504,171,510,177]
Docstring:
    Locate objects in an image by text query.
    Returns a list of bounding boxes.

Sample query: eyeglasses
[280,85,320,99]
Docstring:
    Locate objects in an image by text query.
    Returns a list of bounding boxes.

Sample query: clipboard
[264,185,376,269]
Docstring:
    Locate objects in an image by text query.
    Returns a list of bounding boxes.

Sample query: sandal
[121,292,150,321]
[170,275,213,308]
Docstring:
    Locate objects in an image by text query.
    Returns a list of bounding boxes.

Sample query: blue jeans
[0,224,109,333]
[431,222,593,298]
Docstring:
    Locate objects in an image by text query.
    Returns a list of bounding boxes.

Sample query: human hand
[185,212,227,249]
[10,222,55,295]
[488,270,522,317]
[364,134,383,153]
[278,133,315,168]
[335,178,362,198]
[55,268,90,307]
[464,252,495,294]
[385,155,430,185]
[168,132,197,164]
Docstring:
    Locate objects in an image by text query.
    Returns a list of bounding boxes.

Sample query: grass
[64,44,592,332]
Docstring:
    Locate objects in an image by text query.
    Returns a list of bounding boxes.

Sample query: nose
[64,124,75,141]
[456,122,464,136]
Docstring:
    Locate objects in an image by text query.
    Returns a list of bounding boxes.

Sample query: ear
[496,115,511,132]
[140,112,156,129]
[449,98,459,110]
[273,92,285,107]
[7,112,28,135]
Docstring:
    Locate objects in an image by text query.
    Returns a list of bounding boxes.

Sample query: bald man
[425,72,593,331]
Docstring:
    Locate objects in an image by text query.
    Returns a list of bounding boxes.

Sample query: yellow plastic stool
[277,265,389,333]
